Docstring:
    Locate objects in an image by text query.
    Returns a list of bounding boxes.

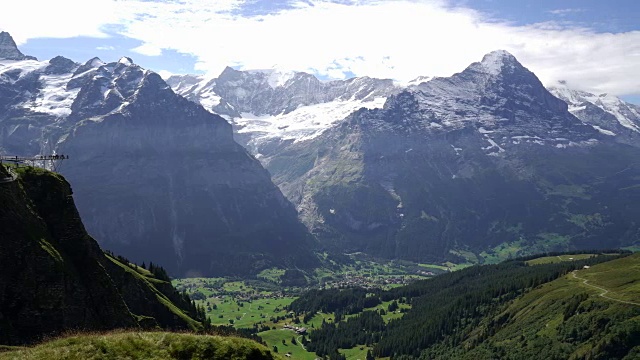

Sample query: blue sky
[2,0,639,103]
[457,0,639,32]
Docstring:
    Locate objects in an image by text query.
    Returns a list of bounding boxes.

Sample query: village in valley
[171,254,443,359]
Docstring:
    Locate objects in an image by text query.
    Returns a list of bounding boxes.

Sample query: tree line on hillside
[306,311,385,357]
[105,251,269,345]
[105,251,211,326]
[289,288,381,318]
[288,252,632,359]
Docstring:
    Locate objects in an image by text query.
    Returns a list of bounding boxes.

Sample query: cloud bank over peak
[1,0,639,98]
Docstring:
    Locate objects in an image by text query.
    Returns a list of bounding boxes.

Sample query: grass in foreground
[0,332,280,360]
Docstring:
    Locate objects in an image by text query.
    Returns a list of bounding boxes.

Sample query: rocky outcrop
[0,166,136,345]
[0,166,202,345]
[0,32,36,61]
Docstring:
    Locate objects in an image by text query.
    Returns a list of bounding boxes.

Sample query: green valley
[168,248,639,360]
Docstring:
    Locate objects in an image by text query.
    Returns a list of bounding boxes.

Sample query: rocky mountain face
[259,51,640,262]
[0,166,201,345]
[0,31,36,61]
[4,27,639,268]
[167,51,640,264]
[0,32,317,277]
[166,68,398,157]
[548,81,640,145]
[167,55,640,161]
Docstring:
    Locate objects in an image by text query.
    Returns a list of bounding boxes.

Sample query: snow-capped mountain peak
[45,56,78,75]
[548,80,640,136]
[404,75,433,87]
[547,80,593,107]
[165,49,636,159]
[373,50,601,156]
[74,57,106,76]
[68,58,155,119]
[245,68,297,89]
[477,49,517,76]
[167,67,400,155]
[118,56,134,66]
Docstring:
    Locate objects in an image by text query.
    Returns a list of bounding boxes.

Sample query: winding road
[572,270,640,307]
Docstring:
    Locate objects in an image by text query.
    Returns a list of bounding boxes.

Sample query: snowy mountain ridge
[398,50,601,154]
[258,49,640,262]
[549,81,640,140]
[167,50,639,156]
[0,31,318,276]
[3,29,640,268]
[0,54,155,122]
[166,67,400,155]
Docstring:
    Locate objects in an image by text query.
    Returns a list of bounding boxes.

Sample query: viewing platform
[1,154,69,172]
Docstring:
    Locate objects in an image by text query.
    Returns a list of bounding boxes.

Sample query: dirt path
[296,335,306,350]
[572,271,640,306]
[239,302,253,320]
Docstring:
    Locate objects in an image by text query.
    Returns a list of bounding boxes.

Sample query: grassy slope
[213,298,294,328]
[447,253,640,360]
[0,332,280,360]
[525,253,597,265]
[0,165,206,345]
[0,166,142,344]
[259,329,315,360]
[340,345,371,360]
[106,255,202,331]
[575,253,640,303]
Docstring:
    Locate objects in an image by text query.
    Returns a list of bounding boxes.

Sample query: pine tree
[366,349,374,360]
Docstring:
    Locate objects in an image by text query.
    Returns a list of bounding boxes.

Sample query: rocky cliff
[58,59,316,276]
[0,32,36,61]
[0,165,201,345]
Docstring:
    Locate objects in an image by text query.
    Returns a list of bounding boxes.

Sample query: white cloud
[96,45,115,51]
[131,42,162,56]
[548,8,585,16]
[157,70,174,79]
[1,0,639,98]
[0,0,123,43]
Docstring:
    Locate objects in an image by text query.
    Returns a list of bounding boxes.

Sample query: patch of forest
[288,252,635,359]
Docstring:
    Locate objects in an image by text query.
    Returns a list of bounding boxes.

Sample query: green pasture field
[526,253,598,265]
[339,345,372,360]
[572,252,640,303]
[259,329,316,360]
[203,296,295,328]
